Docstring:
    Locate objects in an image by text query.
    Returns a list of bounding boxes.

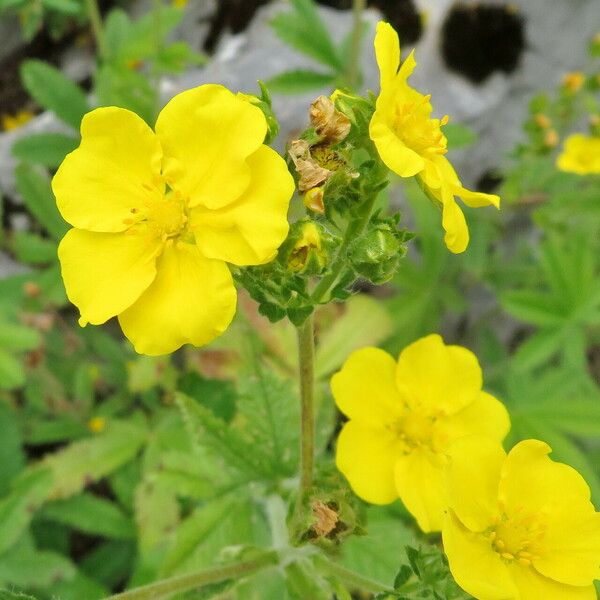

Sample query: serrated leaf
[235,370,300,477]
[12,133,78,168]
[266,69,336,94]
[270,0,342,71]
[40,493,135,539]
[14,163,68,240]
[44,420,147,498]
[20,60,89,129]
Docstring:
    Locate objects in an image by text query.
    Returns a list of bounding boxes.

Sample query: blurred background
[0,1,599,599]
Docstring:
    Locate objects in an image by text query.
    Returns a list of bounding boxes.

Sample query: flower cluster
[331,335,600,599]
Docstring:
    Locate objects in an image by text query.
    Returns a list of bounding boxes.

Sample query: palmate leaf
[266,69,337,94]
[270,0,343,71]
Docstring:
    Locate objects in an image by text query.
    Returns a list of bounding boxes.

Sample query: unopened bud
[544,129,559,148]
[303,187,325,214]
[534,113,551,129]
[562,72,585,93]
[309,95,351,144]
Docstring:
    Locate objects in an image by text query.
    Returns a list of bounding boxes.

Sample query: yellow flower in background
[369,22,500,254]
[562,71,585,93]
[53,84,294,355]
[331,334,510,532]
[1,109,34,131]
[556,134,600,175]
[443,437,600,599]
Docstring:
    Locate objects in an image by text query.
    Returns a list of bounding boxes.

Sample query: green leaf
[0,467,54,555]
[20,60,89,129]
[270,0,343,71]
[511,328,565,372]
[443,122,477,148]
[178,372,236,422]
[10,231,56,265]
[235,370,300,477]
[40,493,135,539]
[0,403,25,495]
[0,590,39,600]
[0,320,40,353]
[44,420,147,498]
[501,290,565,327]
[12,133,78,167]
[42,0,80,13]
[266,69,336,94]
[80,540,135,588]
[13,163,68,240]
[0,348,26,390]
[315,294,393,378]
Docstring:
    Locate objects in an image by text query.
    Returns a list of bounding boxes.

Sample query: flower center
[125,184,189,241]
[389,410,443,454]
[486,507,547,566]
[393,96,449,156]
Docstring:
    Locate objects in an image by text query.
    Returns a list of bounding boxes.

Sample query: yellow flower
[331,334,510,532]
[556,134,600,175]
[369,22,500,254]
[53,84,294,355]
[562,71,585,93]
[88,416,106,433]
[443,437,600,599]
[1,109,34,131]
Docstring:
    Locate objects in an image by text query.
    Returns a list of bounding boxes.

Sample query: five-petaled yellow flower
[369,22,500,254]
[331,334,510,532]
[556,133,600,175]
[53,84,294,355]
[443,436,600,600]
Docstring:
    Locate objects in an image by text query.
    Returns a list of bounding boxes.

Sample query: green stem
[310,192,377,304]
[83,0,106,59]
[346,0,366,89]
[297,314,316,494]
[104,552,278,600]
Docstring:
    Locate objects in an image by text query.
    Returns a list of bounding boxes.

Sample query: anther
[501,552,514,561]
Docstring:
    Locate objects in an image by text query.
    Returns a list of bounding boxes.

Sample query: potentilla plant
[45,19,600,600]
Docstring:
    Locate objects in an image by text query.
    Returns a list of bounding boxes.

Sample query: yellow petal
[396,334,482,415]
[374,22,400,88]
[369,117,425,177]
[556,134,600,175]
[442,510,518,600]
[189,145,293,266]
[534,510,600,587]
[156,84,267,210]
[441,191,469,254]
[118,242,236,355]
[509,563,596,600]
[441,392,511,443]
[52,107,163,233]
[499,440,600,586]
[394,449,447,532]
[331,347,404,426]
[500,440,593,519]
[445,436,506,533]
[456,185,501,209]
[335,421,401,505]
[58,229,161,326]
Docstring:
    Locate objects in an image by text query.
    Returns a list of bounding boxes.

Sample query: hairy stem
[317,556,394,594]
[310,191,377,304]
[83,0,105,58]
[297,314,316,494]
[104,552,278,600]
[347,0,366,89]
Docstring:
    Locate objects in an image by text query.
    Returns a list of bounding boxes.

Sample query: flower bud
[534,113,551,129]
[303,187,325,214]
[544,128,559,148]
[285,222,330,275]
[348,224,405,284]
[562,71,585,93]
